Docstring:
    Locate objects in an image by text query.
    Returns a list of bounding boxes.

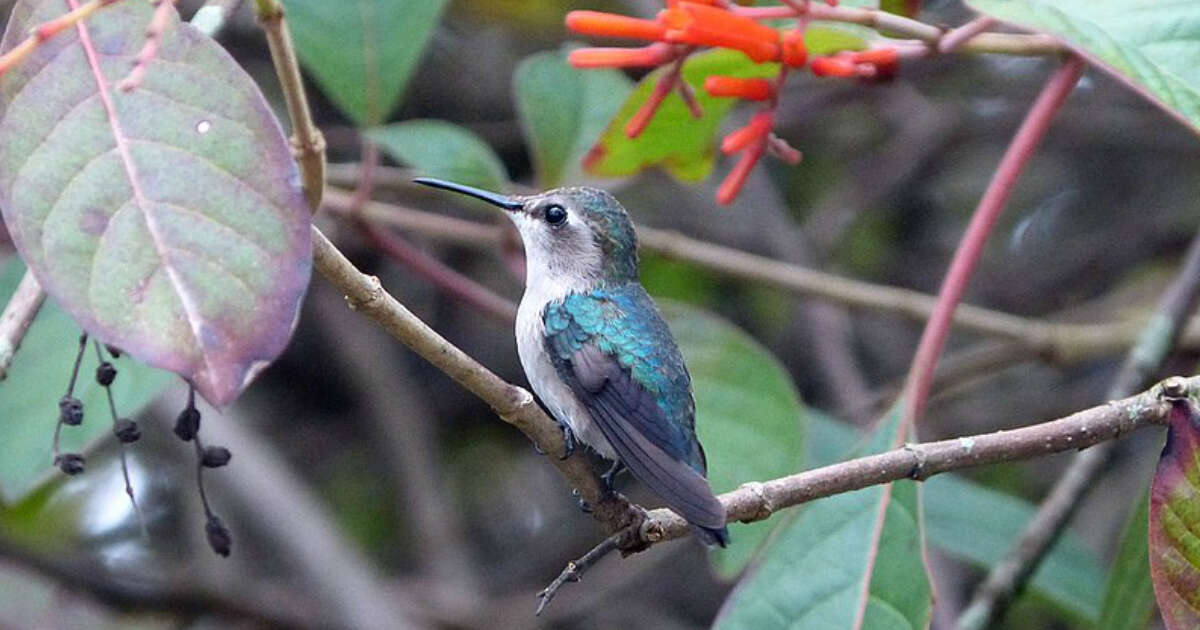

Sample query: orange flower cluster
[566,4,810,69]
[566,2,893,204]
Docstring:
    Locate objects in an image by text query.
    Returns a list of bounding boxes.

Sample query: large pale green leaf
[584,28,865,182]
[807,411,1106,623]
[366,120,509,192]
[0,260,172,503]
[660,302,804,577]
[967,0,1200,136]
[715,406,932,630]
[1149,398,1200,630]
[281,0,449,126]
[514,47,632,188]
[1099,490,1154,630]
[0,0,311,406]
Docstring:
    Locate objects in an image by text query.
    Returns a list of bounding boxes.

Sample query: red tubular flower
[809,56,857,77]
[569,44,676,68]
[781,29,807,68]
[565,10,667,41]
[704,76,774,101]
[716,145,764,205]
[852,48,898,65]
[720,111,773,154]
[660,3,780,63]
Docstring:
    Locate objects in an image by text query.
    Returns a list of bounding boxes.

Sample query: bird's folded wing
[565,343,725,530]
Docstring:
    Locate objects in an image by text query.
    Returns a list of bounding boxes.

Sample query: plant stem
[901,55,1086,427]
[0,270,45,381]
[254,0,325,211]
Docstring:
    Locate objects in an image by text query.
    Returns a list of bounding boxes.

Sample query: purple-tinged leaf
[0,0,311,406]
[1150,395,1200,630]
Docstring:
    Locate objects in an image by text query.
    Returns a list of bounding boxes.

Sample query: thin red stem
[900,55,1086,428]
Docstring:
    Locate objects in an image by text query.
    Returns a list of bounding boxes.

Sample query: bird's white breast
[515,275,616,460]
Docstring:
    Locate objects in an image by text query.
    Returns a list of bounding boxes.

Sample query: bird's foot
[558,422,576,460]
[600,460,627,494]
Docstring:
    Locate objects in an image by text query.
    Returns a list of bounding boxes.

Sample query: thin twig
[117,0,175,91]
[93,341,147,537]
[938,16,998,55]
[635,376,1189,547]
[901,56,1086,427]
[0,270,46,380]
[253,0,325,211]
[0,0,125,78]
[955,229,1200,630]
[536,533,622,615]
[733,4,1062,57]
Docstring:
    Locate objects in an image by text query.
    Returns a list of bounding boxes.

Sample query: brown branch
[0,270,46,381]
[253,0,325,211]
[634,376,1189,547]
[955,229,1200,630]
[536,533,622,616]
[116,0,175,91]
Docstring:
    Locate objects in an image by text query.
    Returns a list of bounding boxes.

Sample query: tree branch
[956,228,1200,629]
[635,375,1189,547]
[253,0,325,211]
[0,270,46,381]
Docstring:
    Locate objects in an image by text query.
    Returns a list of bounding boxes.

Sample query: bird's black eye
[544,204,568,226]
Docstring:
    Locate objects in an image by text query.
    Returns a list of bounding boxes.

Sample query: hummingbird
[415,178,729,547]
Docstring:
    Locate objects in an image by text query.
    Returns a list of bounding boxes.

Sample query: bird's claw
[558,423,576,460]
[601,460,626,494]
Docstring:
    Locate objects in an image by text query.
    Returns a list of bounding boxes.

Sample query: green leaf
[584,49,779,182]
[880,0,922,18]
[514,47,632,188]
[660,302,804,577]
[966,0,1200,136]
[807,410,1105,624]
[281,0,449,126]
[0,260,173,503]
[1099,490,1154,630]
[0,0,312,406]
[1149,399,1200,630]
[715,405,932,630]
[366,120,509,192]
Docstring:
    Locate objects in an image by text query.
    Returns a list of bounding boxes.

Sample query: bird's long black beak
[413,177,523,211]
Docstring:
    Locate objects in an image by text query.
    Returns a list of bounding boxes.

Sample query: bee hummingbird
[415,178,729,547]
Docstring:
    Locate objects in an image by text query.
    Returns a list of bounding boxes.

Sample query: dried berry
[59,396,84,426]
[95,362,117,386]
[174,407,201,441]
[113,419,140,444]
[201,446,231,468]
[55,453,85,475]
[206,515,232,557]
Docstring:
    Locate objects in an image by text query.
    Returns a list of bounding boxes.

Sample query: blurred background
[0,0,1197,628]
